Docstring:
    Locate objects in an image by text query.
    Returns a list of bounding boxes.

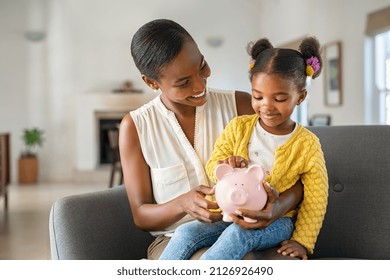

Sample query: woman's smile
[187,90,207,105]
[191,91,205,98]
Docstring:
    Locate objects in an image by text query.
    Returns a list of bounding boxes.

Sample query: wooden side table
[0,133,10,211]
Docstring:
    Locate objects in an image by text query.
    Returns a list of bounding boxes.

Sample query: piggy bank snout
[228,189,248,206]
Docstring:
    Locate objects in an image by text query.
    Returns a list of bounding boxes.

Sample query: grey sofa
[49,125,390,260]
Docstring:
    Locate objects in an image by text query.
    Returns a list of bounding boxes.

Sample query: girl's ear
[215,164,234,181]
[297,89,308,105]
[142,75,159,91]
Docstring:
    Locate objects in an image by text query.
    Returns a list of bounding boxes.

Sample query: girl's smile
[251,73,306,135]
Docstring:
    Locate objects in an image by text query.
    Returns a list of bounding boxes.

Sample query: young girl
[159,37,329,260]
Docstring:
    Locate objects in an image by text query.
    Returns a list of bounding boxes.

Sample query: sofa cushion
[309,125,390,259]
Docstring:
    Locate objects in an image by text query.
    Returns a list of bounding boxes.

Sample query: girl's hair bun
[299,37,322,79]
[247,38,273,60]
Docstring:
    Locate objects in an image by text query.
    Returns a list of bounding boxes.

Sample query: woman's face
[154,40,211,110]
[251,72,306,135]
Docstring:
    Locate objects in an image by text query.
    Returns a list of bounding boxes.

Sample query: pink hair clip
[306,56,320,77]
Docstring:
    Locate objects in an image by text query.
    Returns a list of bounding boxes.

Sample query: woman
[119,19,302,259]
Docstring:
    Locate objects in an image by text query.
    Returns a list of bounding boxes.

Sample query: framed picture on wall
[324,41,342,106]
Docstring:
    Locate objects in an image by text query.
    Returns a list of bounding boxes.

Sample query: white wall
[0,0,389,183]
[0,0,30,182]
[0,0,263,182]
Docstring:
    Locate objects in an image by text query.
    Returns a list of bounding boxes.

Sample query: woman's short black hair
[131,19,194,81]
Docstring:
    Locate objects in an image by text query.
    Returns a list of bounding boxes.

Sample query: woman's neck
[160,95,196,118]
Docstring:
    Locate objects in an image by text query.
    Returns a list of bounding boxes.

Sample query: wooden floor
[0,182,106,260]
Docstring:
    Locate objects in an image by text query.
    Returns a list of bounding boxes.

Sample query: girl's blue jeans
[159,217,294,260]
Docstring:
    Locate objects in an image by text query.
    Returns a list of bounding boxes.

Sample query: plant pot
[18,156,38,184]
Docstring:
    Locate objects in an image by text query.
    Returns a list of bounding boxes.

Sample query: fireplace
[75,92,155,171]
[95,111,126,165]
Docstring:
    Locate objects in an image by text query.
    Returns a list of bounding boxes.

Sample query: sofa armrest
[49,185,155,260]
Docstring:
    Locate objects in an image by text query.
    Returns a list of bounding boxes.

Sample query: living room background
[0,0,389,183]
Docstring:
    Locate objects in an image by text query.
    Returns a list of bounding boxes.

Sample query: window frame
[365,31,390,125]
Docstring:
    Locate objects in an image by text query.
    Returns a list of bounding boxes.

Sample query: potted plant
[18,128,44,184]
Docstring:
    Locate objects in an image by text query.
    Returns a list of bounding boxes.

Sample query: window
[377,32,390,124]
[372,31,390,124]
[365,6,390,124]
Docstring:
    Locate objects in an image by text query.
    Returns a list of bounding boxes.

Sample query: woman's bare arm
[235,90,254,116]
[119,114,221,231]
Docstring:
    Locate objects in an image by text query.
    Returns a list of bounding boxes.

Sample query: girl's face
[251,73,307,135]
[149,40,211,111]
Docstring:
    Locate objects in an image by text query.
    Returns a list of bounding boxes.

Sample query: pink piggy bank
[214,164,267,223]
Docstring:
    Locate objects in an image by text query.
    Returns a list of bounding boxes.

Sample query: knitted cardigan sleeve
[289,135,328,254]
[205,115,256,183]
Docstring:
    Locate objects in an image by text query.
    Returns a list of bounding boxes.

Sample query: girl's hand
[217,156,248,168]
[277,240,308,260]
[229,181,282,229]
[179,185,222,223]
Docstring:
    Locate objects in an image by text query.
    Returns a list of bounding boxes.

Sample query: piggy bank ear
[246,165,265,181]
[215,163,234,181]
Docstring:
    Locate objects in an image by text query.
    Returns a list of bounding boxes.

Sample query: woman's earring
[153,88,160,94]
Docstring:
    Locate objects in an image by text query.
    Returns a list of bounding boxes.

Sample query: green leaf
[21,128,44,156]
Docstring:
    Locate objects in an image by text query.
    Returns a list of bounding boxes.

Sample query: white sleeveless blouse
[130,88,237,236]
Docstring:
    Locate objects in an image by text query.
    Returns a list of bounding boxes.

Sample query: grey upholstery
[49,186,154,259]
[49,125,390,260]
[308,125,390,259]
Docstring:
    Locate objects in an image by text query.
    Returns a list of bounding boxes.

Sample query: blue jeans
[159,217,294,260]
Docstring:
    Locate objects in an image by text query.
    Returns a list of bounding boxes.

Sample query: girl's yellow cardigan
[205,114,328,254]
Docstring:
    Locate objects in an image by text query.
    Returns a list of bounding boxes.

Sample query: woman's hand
[178,185,222,223]
[217,156,248,168]
[230,179,303,230]
[229,182,283,229]
[277,240,308,260]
